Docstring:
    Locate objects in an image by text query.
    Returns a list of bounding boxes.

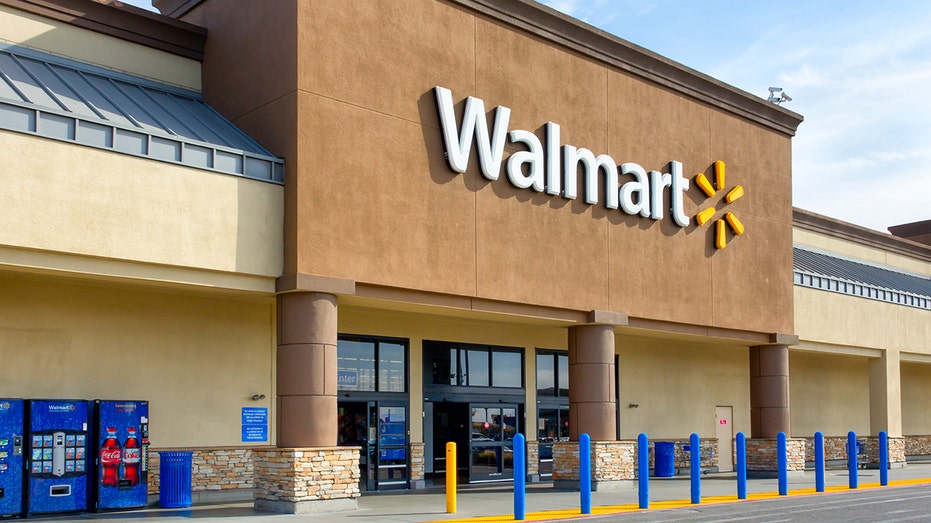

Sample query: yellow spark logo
[694,160,744,249]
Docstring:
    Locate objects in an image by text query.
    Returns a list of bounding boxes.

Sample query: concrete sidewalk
[35,463,931,522]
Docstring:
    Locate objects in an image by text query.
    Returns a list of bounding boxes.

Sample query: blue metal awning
[0,45,283,182]
[794,246,931,310]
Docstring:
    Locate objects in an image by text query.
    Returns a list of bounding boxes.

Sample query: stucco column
[277,291,338,447]
[749,344,790,438]
[870,349,902,437]
[568,324,617,442]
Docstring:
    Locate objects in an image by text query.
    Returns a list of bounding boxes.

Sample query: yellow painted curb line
[423,478,931,523]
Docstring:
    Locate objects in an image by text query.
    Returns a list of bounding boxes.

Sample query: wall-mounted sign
[433,86,746,249]
[241,407,268,442]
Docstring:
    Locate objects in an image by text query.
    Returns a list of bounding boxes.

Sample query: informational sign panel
[241,407,268,442]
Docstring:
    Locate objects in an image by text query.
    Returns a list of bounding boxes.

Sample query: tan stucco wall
[789,351,869,437]
[0,4,201,90]
[288,2,794,335]
[0,131,283,290]
[189,0,795,336]
[794,287,931,354]
[0,276,275,448]
[901,362,931,435]
[618,338,749,440]
[794,228,931,277]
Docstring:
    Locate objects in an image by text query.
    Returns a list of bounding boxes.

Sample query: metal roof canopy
[0,44,283,183]
[794,246,931,309]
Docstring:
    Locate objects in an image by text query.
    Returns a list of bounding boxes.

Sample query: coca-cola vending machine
[92,400,149,511]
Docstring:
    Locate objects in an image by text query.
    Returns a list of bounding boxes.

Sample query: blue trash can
[159,451,193,508]
[654,442,675,477]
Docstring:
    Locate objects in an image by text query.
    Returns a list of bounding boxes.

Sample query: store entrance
[338,401,409,491]
[430,401,518,483]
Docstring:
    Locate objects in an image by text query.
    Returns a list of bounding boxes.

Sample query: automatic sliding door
[469,404,517,482]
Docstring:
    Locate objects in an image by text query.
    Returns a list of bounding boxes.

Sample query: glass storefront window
[337,340,375,391]
[424,341,524,388]
[558,354,569,397]
[536,354,555,396]
[466,349,489,386]
[379,343,405,392]
[536,350,569,397]
[492,352,522,387]
[338,336,407,393]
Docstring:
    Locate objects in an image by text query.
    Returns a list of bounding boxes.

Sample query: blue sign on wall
[241,408,267,425]
[241,408,268,442]
[241,425,268,442]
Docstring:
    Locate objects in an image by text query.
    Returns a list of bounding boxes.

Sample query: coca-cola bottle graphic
[122,427,141,487]
[100,427,121,488]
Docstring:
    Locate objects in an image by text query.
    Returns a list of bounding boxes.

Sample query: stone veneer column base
[253,447,360,514]
[410,442,426,489]
[746,438,805,478]
[526,440,540,482]
[552,441,635,491]
[861,436,907,469]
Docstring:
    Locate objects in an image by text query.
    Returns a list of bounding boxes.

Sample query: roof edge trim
[794,207,931,263]
[452,0,804,137]
[0,0,206,60]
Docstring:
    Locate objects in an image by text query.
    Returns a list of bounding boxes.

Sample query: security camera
[782,93,793,102]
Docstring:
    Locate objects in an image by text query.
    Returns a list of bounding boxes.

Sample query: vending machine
[92,400,149,511]
[26,399,90,516]
[0,399,25,518]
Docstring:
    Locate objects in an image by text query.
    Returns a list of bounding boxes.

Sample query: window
[338,336,407,393]
[424,341,523,388]
[536,350,569,397]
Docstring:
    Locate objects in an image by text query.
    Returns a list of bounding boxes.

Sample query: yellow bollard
[446,442,457,513]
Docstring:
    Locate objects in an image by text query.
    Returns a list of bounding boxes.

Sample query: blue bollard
[514,433,525,521]
[736,432,747,500]
[690,433,700,504]
[879,430,888,487]
[580,433,591,515]
[848,431,858,489]
[815,431,825,493]
[777,432,787,496]
[638,433,649,509]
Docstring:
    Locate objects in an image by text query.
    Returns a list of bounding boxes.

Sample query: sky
[122,0,929,232]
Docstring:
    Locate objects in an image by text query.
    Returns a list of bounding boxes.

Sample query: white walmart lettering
[434,86,691,227]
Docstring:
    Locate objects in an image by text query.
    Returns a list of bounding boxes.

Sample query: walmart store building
[0,0,928,513]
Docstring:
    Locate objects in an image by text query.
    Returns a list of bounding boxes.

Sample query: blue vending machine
[0,399,25,517]
[26,399,90,516]
[93,400,149,511]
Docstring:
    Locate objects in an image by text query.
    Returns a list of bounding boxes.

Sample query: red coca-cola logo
[123,448,141,464]
[101,449,122,463]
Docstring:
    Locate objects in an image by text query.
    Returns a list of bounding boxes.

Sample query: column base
[552,440,635,491]
[410,442,425,488]
[746,438,805,477]
[860,436,906,468]
[253,447,360,514]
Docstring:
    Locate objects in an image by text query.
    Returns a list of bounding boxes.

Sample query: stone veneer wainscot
[252,447,360,514]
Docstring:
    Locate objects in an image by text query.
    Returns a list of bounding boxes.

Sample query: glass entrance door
[375,405,408,490]
[469,404,518,482]
[338,401,409,491]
